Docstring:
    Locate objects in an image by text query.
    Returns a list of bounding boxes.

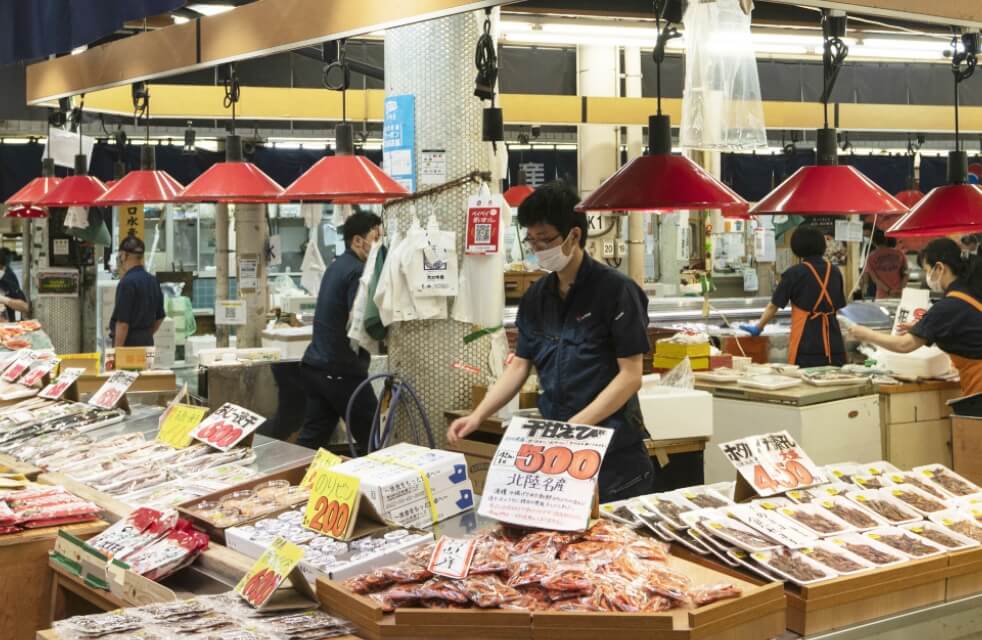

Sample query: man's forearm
[5,299,28,314]
[472,359,531,422]
[756,304,779,331]
[569,370,641,426]
[114,322,129,347]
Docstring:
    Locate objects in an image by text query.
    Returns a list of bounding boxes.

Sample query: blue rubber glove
[739,324,762,337]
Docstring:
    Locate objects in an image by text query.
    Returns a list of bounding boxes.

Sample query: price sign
[302,469,361,540]
[157,404,209,449]
[39,367,85,400]
[19,358,58,388]
[2,351,36,383]
[893,288,931,336]
[719,430,826,498]
[88,370,139,410]
[235,537,305,609]
[478,416,615,531]
[215,300,247,326]
[427,536,478,579]
[465,195,501,255]
[300,448,343,489]
[190,402,265,451]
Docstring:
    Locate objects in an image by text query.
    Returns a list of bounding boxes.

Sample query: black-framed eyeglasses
[522,233,563,251]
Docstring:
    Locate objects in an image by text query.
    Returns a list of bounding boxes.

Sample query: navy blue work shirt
[0,268,25,321]
[109,265,165,347]
[911,281,982,359]
[302,250,370,376]
[515,254,651,453]
[772,257,848,366]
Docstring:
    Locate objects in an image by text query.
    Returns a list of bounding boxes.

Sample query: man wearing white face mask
[448,181,655,502]
[0,249,28,321]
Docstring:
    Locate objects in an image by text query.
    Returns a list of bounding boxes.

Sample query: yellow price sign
[300,448,343,489]
[157,404,209,448]
[302,470,360,540]
[235,537,304,608]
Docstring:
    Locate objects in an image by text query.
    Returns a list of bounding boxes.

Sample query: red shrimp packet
[427,536,478,579]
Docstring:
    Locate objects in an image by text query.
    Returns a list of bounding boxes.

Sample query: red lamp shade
[503,184,535,208]
[5,176,61,207]
[894,189,925,208]
[576,154,749,213]
[177,135,283,203]
[888,152,982,238]
[750,165,908,217]
[282,155,408,204]
[96,170,184,205]
[4,206,47,219]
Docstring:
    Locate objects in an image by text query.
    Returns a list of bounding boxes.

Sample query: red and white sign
[465,195,501,255]
[39,367,85,400]
[2,351,36,383]
[427,536,478,579]
[88,370,139,409]
[719,430,827,497]
[478,416,614,531]
[19,358,59,388]
[191,402,265,451]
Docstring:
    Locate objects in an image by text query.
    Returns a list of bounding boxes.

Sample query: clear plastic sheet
[680,0,767,151]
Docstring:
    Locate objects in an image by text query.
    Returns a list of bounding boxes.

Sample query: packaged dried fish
[753,549,831,585]
[460,574,522,608]
[816,497,883,530]
[642,493,693,528]
[888,472,950,500]
[832,534,906,566]
[539,564,594,597]
[778,504,854,536]
[679,487,732,510]
[581,519,638,543]
[852,474,891,490]
[505,554,553,588]
[703,517,780,552]
[914,465,982,498]
[888,486,948,515]
[690,582,742,606]
[846,490,921,525]
[801,543,870,575]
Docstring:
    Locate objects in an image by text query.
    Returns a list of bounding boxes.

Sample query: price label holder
[1,350,36,383]
[477,417,615,532]
[87,370,138,412]
[190,402,265,451]
[234,537,317,611]
[427,536,478,579]
[718,430,827,502]
[300,448,344,489]
[157,404,209,449]
[39,367,85,401]
[302,469,386,541]
[19,358,59,389]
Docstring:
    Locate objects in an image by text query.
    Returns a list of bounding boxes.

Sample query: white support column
[234,203,268,348]
[215,203,230,348]
[624,46,646,285]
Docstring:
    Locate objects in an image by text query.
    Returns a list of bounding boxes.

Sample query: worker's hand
[738,324,762,337]
[447,414,482,444]
[0,295,11,306]
[847,325,872,341]
[895,322,914,335]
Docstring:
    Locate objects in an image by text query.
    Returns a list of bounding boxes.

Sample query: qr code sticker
[474,223,491,243]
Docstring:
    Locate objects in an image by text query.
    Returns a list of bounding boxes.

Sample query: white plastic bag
[680,0,767,151]
[347,240,382,355]
[410,214,458,297]
[657,358,695,390]
[300,203,326,295]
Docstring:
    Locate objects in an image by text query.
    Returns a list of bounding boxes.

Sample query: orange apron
[943,291,982,396]
[788,261,836,366]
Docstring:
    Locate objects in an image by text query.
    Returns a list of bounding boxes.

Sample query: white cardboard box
[637,385,714,439]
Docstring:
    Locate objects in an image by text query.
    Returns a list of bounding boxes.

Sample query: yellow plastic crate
[653,355,710,371]
[655,341,711,359]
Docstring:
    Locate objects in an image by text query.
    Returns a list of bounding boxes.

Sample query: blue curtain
[0,0,184,65]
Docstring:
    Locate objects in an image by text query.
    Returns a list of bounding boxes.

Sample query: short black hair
[119,235,145,255]
[517,181,588,248]
[0,248,9,268]
[790,225,827,259]
[872,229,896,248]
[342,211,382,249]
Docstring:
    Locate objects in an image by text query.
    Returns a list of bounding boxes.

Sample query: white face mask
[535,236,573,272]
[926,264,944,293]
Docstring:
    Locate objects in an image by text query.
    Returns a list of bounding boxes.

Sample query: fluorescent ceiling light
[188,3,235,16]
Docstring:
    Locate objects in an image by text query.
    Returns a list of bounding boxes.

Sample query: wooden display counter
[0,520,106,640]
[877,379,961,470]
[444,410,708,494]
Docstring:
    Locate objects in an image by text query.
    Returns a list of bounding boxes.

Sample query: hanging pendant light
[282,41,407,204]
[37,153,107,208]
[577,0,747,214]
[503,167,535,207]
[889,33,982,238]
[178,66,283,203]
[751,12,907,218]
[6,114,63,217]
[96,85,185,205]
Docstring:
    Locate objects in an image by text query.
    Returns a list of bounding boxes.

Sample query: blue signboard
[383,95,416,192]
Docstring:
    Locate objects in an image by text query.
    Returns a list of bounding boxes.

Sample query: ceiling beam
[766,0,982,28]
[26,0,518,105]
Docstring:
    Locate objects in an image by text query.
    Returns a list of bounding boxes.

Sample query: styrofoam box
[874,346,952,380]
[153,318,177,369]
[379,486,477,530]
[224,526,433,583]
[261,326,312,360]
[637,385,714,439]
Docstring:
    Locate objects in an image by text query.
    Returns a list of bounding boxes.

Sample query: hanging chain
[223,64,241,133]
[951,32,979,152]
[652,0,681,116]
[820,11,849,129]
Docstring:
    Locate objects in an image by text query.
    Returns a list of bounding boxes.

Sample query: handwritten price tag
[300,448,344,489]
[477,417,615,531]
[190,402,265,451]
[302,470,360,540]
[157,404,209,449]
[235,537,304,609]
[427,536,478,579]
[39,367,85,400]
[2,351,36,383]
[719,431,826,497]
[19,358,58,388]
[88,370,139,409]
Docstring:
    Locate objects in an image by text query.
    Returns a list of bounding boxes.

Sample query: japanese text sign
[235,536,304,609]
[478,417,614,531]
[190,402,265,451]
[88,370,139,410]
[427,536,477,579]
[157,404,209,449]
[2,350,36,383]
[465,195,501,255]
[39,367,85,400]
[719,430,826,497]
[302,469,361,540]
[893,288,930,336]
[300,448,344,489]
[19,358,58,388]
